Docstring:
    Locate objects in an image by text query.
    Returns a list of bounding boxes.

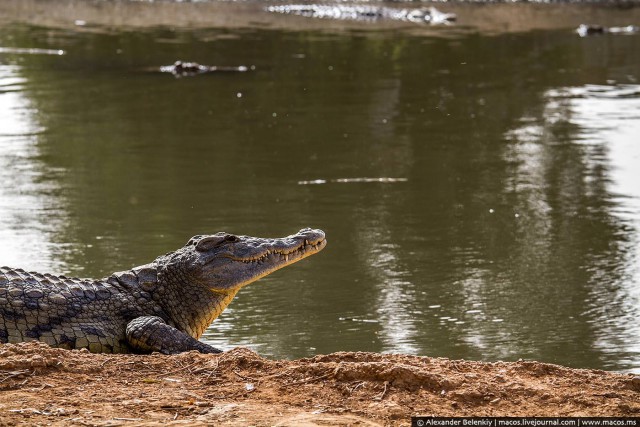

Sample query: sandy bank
[0,342,638,426]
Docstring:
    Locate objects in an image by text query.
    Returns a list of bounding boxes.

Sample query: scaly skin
[267,5,456,24]
[0,228,326,354]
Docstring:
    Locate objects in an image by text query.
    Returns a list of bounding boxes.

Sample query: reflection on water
[1,20,640,371]
[0,64,67,272]
[0,47,65,55]
[546,85,640,366]
[495,82,640,370]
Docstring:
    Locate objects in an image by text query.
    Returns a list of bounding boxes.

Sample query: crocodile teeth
[285,254,289,262]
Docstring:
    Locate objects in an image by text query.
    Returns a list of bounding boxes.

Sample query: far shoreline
[1,0,639,35]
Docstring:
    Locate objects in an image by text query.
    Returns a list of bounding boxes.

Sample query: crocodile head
[161,228,326,294]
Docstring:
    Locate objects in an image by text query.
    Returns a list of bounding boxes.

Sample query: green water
[1,17,640,371]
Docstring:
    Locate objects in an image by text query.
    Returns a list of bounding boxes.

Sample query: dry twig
[0,370,31,384]
[375,381,389,401]
[284,371,333,386]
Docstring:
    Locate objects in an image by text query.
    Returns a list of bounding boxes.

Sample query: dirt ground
[0,342,639,426]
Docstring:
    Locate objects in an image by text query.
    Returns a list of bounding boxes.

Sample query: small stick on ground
[99,358,116,367]
[0,370,31,384]
[349,381,365,394]
[154,361,202,378]
[375,381,389,401]
[284,371,334,386]
[233,370,256,382]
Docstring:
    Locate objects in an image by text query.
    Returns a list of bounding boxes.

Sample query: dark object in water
[159,60,250,77]
[576,24,639,37]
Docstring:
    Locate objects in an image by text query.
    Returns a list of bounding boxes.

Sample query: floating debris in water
[298,177,408,185]
[338,317,379,323]
[548,84,640,99]
[300,179,327,185]
[583,84,640,98]
[0,47,65,55]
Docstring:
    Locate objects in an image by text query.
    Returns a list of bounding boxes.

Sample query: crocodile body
[0,229,326,354]
[267,4,456,24]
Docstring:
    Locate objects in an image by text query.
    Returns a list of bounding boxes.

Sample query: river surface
[1,1,640,372]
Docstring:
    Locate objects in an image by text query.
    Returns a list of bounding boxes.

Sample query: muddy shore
[0,342,638,426]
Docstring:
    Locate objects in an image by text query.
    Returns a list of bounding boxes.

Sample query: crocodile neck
[153,265,239,338]
[108,263,238,338]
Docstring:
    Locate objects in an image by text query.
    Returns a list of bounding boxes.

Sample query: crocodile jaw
[198,228,326,292]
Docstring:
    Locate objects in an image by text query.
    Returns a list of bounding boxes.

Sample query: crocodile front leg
[125,316,222,354]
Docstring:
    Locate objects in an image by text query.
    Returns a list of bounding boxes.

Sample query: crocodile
[267,4,456,25]
[159,60,250,77]
[0,228,326,354]
[576,24,639,37]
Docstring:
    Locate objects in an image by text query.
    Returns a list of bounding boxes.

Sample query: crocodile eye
[187,235,204,246]
[195,235,226,252]
[225,235,239,243]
